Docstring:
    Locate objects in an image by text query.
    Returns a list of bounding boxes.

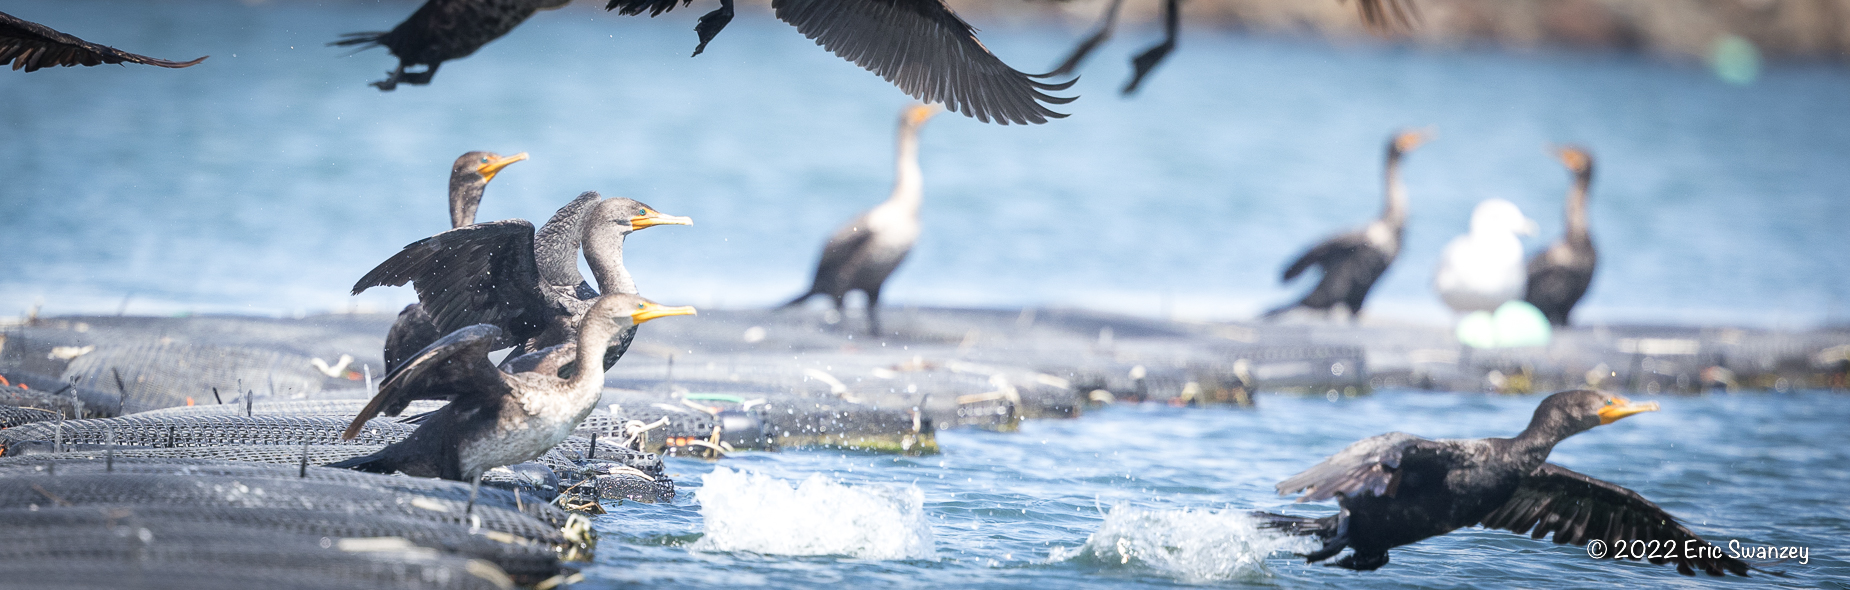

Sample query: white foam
[1049,505,1312,583]
[692,467,934,560]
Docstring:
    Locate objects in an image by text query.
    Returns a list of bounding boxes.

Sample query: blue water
[597,391,1849,588]
[3,1,1849,328]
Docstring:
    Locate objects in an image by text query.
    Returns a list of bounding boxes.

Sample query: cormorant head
[901,103,942,130]
[582,197,693,246]
[594,293,697,327]
[1388,128,1433,157]
[1554,145,1594,181]
[1530,389,1659,437]
[1468,198,1539,238]
[452,151,528,185]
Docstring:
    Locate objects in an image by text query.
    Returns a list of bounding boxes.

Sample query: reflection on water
[2,0,1847,328]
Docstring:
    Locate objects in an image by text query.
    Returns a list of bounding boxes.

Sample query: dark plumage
[380,151,530,373]
[356,195,691,379]
[331,294,695,481]
[606,0,1075,125]
[1255,390,1755,577]
[1045,0,1415,94]
[1265,130,1428,321]
[1,10,206,72]
[784,104,937,336]
[331,0,571,91]
[1524,146,1597,327]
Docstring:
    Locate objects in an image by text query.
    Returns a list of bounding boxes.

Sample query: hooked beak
[1597,396,1660,425]
[477,152,528,183]
[1396,128,1435,152]
[630,211,693,230]
[629,301,697,325]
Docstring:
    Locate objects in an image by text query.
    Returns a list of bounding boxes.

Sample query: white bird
[1434,199,1538,314]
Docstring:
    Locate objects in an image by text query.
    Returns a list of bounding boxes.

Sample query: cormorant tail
[1249,511,1336,537]
[781,291,816,309]
[326,450,399,474]
[329,32,386,49]
[1259,302,1301,321]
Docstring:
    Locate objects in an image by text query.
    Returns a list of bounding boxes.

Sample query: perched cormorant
[1264,130,1429,321]
[605,0,1077,124]
[332,0,572,91]
[784,104,938,336]
[1524,146,1597,327]
[1,10,206,72]
[332,293,695,481]
[356,195,690,377]
[1434,198,1537,314]
[1043,0,1415,94]
[1255,390,1753,576]
[380,151,531,372]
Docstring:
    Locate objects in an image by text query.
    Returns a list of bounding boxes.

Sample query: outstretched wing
[771,0,1076,125]
[353,220,552,346]
[533,191,604,293]
[343,324,510,439]
[0,11,206,72]
[1282,231,1369,282]
[1276,432,1456,502]
[1479,462,1753,577]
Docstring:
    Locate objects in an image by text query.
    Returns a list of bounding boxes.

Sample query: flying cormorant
[331,0,571,91]
[379,151,531,373]
[1434,198,1536,314]
[332,293,695,481]
[1255,390,1753,577]
[356,195,690,378]
[1524,146,1597,327]
[784,104,937,336]
[1,10,206,72]
[1043,0,1415,94]
[1265,130,1429,321]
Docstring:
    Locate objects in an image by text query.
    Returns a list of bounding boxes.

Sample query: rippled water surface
[590,391,1847,588]
[3,0,1849,327]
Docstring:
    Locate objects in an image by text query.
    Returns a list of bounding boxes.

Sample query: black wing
[810,216,879,292]
[353,220,553,347]
[533,191,604,293]
[1282,231,1369,282]
[333,0,556,63]
[771,0,1076,125]
[1480,462,1753,577]
[343,324,511,439]
[1276,432,1458,502]
[0,11,206,72]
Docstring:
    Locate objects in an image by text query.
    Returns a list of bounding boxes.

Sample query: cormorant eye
[479,157,488,164]
[1605,399,1614,406]
[636,304,647,310]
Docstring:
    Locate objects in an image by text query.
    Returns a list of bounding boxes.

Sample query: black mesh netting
[60,341,331,414]
[0,415,413,451]
[0,405,60,429]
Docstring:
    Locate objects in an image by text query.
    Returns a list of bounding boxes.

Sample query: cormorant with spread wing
[1,10,206,72]
[1264,130,1428,321]
[784,104,938,336]
[332,293,695,481]
[1254,390,1756,577]
[1524,146,1598,327]
[332,0,571,90]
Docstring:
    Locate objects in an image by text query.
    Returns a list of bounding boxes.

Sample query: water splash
[1050,505,1313,583]
[692,467,934,560]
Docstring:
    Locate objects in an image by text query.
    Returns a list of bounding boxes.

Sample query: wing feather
[0,10,205,72]
[342,324,511,439]
[353,220,552,347]
[1276,432,1453,502]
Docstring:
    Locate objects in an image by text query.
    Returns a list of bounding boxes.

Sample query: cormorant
[379,151,531,373]
[331,293,695,481]
[1043,0,1416,94]
[604,0,1078,125]
[784,104,937,336]
[356,195,690,378]
[1255,390,1753,576]
[1524,146,1597,327]
[1264,130,1429,321]
[1434,198,1536,314]
[1,10,206,72]
[332,0,571,91]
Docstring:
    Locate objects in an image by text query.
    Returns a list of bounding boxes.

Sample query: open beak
[629,301,697,325]
[477,152,529,183]
[630,211,693,230]
[1597,396,1660,425]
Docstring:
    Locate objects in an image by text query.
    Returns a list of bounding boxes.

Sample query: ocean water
[3,0,1848,328]
[597,391,1849,588]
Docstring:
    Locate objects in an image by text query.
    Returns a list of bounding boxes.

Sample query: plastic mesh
[60,341,329,414]
[0,405,60,429]
[0,415,413,451]
[136,399,446,418]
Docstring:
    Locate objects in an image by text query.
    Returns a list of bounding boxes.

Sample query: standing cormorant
[784,104,938,336]
[1524,146,1597,327]
[1043,0,1415,94]
[1264,130,1429,321]
[332,0,571,91]
[379,151,531,372]
[1,10,206,72]
[1255,390,1753,576]
[1434,198,1536,314]
[356,195,690,377]
[332,293,696,481]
